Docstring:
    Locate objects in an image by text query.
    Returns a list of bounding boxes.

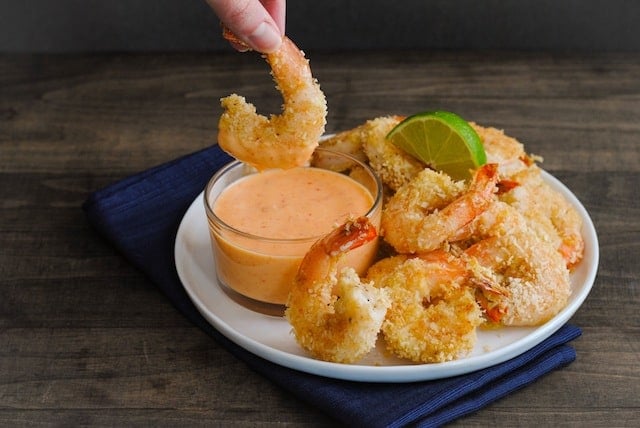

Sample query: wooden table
[1,50,638,426]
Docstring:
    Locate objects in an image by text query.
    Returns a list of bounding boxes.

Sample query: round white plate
[175,170,598,383]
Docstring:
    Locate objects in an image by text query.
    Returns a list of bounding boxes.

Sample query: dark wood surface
[1,50,639,426]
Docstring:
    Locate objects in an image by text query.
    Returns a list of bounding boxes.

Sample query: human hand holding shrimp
[210,12,583,363]
[205,0,285,53]
[217,28,327,170]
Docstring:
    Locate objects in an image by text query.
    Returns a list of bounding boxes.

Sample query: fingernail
[248,22,282,53]
[231,41,250,52]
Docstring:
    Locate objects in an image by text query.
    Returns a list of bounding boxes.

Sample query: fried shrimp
[321,116,424,191]
[462,202,572,326]
[317,122,371,165]
[499,166,584,269]
[285,217,391,363]
[218,31,327,170]
[366,251,483,363]
[360,116,425,191]
[469,124,583,268]
[471,123,535,179]
[381,163,499,254]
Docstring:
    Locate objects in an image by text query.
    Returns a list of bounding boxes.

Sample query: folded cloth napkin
[83,144,581,427]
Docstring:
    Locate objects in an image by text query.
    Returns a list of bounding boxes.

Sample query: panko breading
[218,34,327,170]
[285,217,391,364]
[463,202,572,326]
[321,116,425,191]
[285,117,582,364]
[360,116,425,191]
[498,166,584,269]
[367,252,483,363]
[471,122,584,268]
[471,123,533,179]
[381,163,498,254]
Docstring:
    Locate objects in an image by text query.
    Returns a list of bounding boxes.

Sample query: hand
[205,0,285,53]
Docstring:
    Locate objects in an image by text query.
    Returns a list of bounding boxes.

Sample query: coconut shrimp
[217,30,327,170]
[381,163,499,254]
[317,121,371,166]
[498,166,584,269]
[285,217,391,363]
[321,116,424,191]
[469,124,583,267]
[471,123,536,179]
[461,201,571,326]
[360,116,426,192]
[366,250,483,363]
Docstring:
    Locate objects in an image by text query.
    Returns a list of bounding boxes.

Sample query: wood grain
[1,51,638,426]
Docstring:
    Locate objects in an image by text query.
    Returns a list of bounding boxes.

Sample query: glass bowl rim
[203,147,383,244]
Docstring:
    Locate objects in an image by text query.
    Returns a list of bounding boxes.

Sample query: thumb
[206,0,283,53]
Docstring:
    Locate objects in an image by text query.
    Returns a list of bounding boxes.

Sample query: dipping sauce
[205,153,382,307]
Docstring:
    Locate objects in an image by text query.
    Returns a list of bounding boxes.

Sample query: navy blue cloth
[83,144,581,427]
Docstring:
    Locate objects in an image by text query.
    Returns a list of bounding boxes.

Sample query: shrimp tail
[450,162,500,234]
[471,163,499,196]
[296,217,377,284]
[322,217,378,256]
[222,26,250,50]
[496,179,520,195]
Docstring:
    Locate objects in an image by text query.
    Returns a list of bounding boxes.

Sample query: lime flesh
[386,111,486,180]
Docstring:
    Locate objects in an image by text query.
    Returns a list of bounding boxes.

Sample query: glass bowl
[203,148,383,313]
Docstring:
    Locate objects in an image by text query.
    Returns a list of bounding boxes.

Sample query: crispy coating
[463,202,572,326]
[287,117,582,363]
[321,116,425,191]
[471,123,532,179]
[285,218,391,363]
[360,116,425,191]
[218,36,327,170]
[499,165,584,269]
[367,251,483,363]
[381,164,498,254]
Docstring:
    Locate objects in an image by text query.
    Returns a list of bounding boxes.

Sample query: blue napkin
[83,144,581,427]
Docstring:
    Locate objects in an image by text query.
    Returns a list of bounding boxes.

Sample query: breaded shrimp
[285,217,391,363]
[463,202,572,326]
[321,116,424,191]
[366,250,483,363]
[381,163,499,254]
[498,166,584,269]
[218,30,327,170]
[471,123,535,179]
[360,116,425,191]
[317,122,371,165]
[469,124,583,267]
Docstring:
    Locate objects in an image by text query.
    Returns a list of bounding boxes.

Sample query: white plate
[175,170,598,383]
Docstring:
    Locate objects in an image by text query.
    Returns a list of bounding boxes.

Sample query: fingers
[206,0,285,53]
[260,0,286,35]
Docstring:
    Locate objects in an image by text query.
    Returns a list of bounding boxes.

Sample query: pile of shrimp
[216,31,583,364]
[285,116,584,364]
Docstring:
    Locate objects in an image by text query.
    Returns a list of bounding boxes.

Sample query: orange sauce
[209,167,380,305]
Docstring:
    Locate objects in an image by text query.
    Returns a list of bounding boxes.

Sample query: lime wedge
[386,110,486,180]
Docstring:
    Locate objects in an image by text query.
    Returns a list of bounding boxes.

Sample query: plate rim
[174,169,599,383]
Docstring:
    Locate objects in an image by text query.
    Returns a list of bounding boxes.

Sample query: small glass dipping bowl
[203,148,383,313]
